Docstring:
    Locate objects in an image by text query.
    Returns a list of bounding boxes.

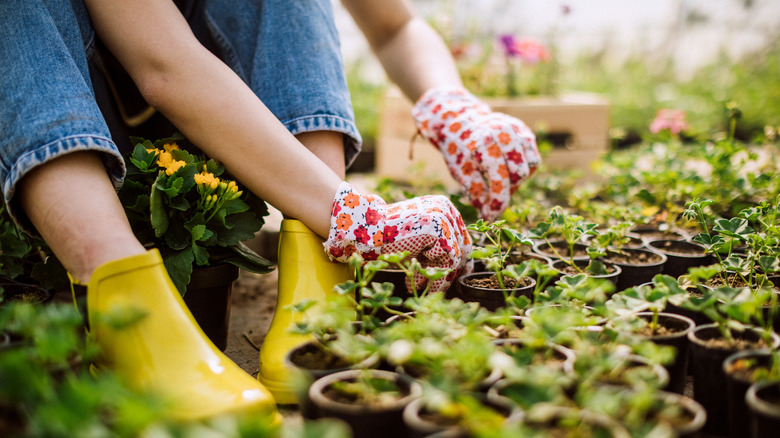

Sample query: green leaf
[713,217,754,241]
[224,242,274,274]
[161,248,194,296]
[149,173,169,237]
[214,211,264,246]
[192,242,210,266]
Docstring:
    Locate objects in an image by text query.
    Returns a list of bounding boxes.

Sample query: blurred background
[334,0,780,171]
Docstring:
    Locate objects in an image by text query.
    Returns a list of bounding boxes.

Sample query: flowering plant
[118,135,273,294]
[453,34,557,97]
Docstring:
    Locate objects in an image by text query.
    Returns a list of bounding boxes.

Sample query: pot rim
[285,340,380,376]
[457,271,536,292]
[603,247,668,267]
[746,380,780,419]
[687,323,780,349]
[722,348,778,382]
[550,259,622,279]
[612,311,696,341]
[308,368,422,415]
[646,239,709,259]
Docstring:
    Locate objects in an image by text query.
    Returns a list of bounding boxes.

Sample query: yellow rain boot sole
[257,219,351,404]
[87,249,279,422]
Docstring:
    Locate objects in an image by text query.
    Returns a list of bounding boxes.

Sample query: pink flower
[650,109,689,135]
[498,35,551,65]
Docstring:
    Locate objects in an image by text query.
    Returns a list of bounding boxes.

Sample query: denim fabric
[0,0,361,232]
[0,0,125,231]
[204,0,362,164]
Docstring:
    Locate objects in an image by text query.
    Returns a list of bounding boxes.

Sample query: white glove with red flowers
[324,181,471,292]
[412,87,541,221]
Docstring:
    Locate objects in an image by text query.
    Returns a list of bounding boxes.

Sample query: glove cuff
[324,181,387,262]
[412,87,490,120]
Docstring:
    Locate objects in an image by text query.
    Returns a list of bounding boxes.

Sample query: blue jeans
[0,0,361,231]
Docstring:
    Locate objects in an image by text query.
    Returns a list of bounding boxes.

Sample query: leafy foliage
[118,136,273,294]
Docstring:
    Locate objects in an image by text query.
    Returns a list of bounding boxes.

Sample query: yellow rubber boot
[257,219,352,404]
[85,249,278,422]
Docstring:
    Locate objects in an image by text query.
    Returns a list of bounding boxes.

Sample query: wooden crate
[374,87,610,188]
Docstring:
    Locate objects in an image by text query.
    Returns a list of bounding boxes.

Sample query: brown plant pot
[183,263,239,351]
[687,323,780,435]
[308,369,422,438]
[456,272,536,312]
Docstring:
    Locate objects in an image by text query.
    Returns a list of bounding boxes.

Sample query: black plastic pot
[0,281,54,306]
[630,224,689,243]
[403,392,522,438]
[602,248,667,291]
[746,380,780,438]
[309,369,422,438]
[647,239,713,279]
[532,239,590,263]
[618,312,695,395]
[652,390,708,438]
[687,324,780,435]
[488,338,577,384]
[287,340,380,417]
[507,250,552,266]
[456,272,535,312]
[550,259,621,286]
[662,284,711,327]
[523,405,631,438]
[183,263,239,351]
[723,349,777,438]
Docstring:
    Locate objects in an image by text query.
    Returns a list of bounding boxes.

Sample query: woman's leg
[1,0,279,419]
[296,131,346,178]
[17,151,145,282]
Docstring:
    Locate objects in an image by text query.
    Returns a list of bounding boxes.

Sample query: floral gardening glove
[412,87,541,221]
[324,181,471,292]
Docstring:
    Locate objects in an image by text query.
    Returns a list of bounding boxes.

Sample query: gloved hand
[412,87,541,221]
[324,181,471,292]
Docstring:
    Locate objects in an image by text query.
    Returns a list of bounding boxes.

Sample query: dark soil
[538,241,589,259]
[650,240,706,256]
[604,249,664,265]
[463,275,534,290]
[289,343,352,371]
[1,285,51,305]
[557,263,617,276]
[635,324,679,337]
[706,272,780,293]
[322,378,406,408]
[699,337,769,351]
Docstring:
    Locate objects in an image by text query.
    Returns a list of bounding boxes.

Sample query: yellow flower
[164,160,186,176]
[194,171,220,188]
[162,143,180,153]
[156,151,186,175]
[157,150,174,168]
